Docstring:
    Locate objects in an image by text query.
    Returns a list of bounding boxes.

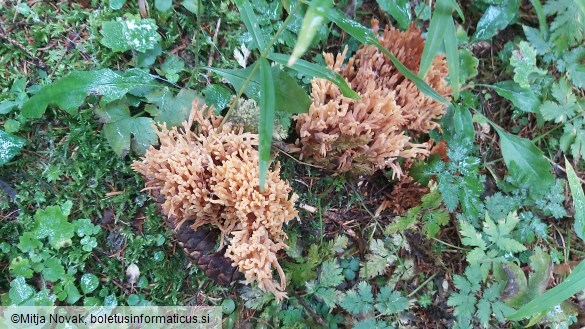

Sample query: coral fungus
[295,22,450,177]
[132,101,298,301]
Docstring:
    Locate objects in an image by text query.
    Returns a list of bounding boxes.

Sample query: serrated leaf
[207,65,311,114]
[326,9,448,105]
[340,281,374,315]
[100,18,161,52]
[566,157,585,241]
[375,286,409,315]
[447,292,476,318]
[33,204,74,250]
[497,237,527,253]
[360,253,394,279]
[377,0,411,30]
[491,124,554,190]
[258,58,275,192]
[267,52,359,100]
[95,100,158,156]
[0,130,25,166]
[316,287,340,308]
[459,221,486,249]
[319,259,344,287]
[145,87,200,126]
[490,81,540,113]
[22,69,159,118]
[472,0,520,41]
[476,297,491,328]
[41,258,65,282]
[564,47,585,88]
[510,41,547,88]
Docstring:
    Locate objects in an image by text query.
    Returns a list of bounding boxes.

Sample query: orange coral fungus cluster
[295,22,450,177]
[132,102,298,301]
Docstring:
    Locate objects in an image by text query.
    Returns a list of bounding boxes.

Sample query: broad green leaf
[566,157,585,241]
[0,100,19,114]
[33,203,75,250]
[145,87,200,126]
[203,84,233,113]
[95,101,158,156]
[234,0,268,50]
[258,58,275,192]
[155,0,172,12]
[206,65,311,113]
[289,0,333,66]
[181,0,198,14]
[9,257,33,278]
[377,0,411,30]
[444,17,460,100]
[22,69,159,118]
[508,259,585,320]
[65,282,82,304]
[41,258,65,282]
[459,221,487,250]
[490,81,540,112]
[80,273,100,294]
[9,277,34,305]
[472,0,520,41]
[100,18,161,53]
[419,0,453,78]
[0,130,25,166]
[326,9,448,105]
[267,52,359,99]
[491,123,554,189]
[109,0,126,9]
[441,105,474,141]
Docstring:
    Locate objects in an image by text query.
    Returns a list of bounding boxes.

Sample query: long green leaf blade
[419,0,452,78]
[508,260,585,320]
[325,9,448,105]
[233,0,267,50]
[289,0,333,66]
[566,157,585,241]
[444,17,459,100]
[258,58,275,192]
[268,53,360,99]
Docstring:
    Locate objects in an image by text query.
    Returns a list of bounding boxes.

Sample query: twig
[547,157,585,185]
[205,18,221,80]
[272,143,325,169]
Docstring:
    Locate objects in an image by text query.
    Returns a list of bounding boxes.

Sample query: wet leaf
[234,0,267,50]
[32,203,75,250]
[444,17,460,99]
[472,0,520,41]
[95,100,158,156]
[566,157,585,241]
[145,87,200,126]
[100,18,161,52]
[109,0,126,9]
[22,69,159,118]
[155,0,172,12]
[490,81,540,112]
[9,277,34,305]
[419,0,453,78]
[203,84,233,113]
[0,130,25,166]
[80,273,100,294]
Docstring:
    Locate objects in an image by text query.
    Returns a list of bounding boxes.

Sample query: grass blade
[326,9,448,105]
[508,260,585,320]
[566,157,585,241]
[233,0,267,50]
[419,0,452,78]
[444,17,459,100]
[258,58,275,192]
[268,52,360,99]
[289,0,333,66]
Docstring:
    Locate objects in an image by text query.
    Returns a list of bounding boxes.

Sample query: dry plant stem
[295,295,329,328]
[205,18,222,79]
[219,2,301,127]
[546,157,585,185]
